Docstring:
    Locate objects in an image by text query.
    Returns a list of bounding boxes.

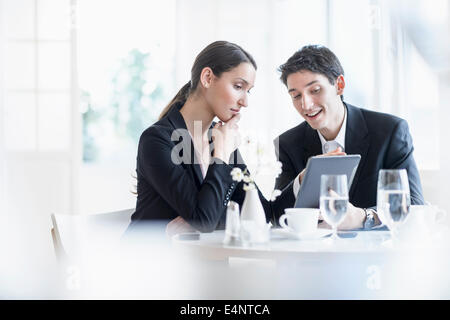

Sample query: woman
[127,41,276,235]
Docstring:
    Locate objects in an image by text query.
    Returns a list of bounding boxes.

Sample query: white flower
[243,174,252,183]
[230,167,243,182]
[273,161,282,177]
[270,189,281,201]
[243,183,256,191]
[233,138,284,200]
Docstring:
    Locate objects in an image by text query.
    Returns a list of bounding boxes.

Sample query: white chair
[50,208,134,263]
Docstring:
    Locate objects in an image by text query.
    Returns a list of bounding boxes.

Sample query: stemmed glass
[377,169,410,244]
[319,174,349,243]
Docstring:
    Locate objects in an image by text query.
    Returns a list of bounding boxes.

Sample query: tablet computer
[294,155,361,208]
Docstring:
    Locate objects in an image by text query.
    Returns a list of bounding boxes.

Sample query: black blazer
[128,102,285,233]
[274,103,425,209]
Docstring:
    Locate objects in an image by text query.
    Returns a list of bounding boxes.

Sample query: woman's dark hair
[158,41,257,120]
[278,44,344,87]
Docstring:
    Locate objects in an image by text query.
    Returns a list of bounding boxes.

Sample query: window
[1,0,75,218]
[77,0,176,214]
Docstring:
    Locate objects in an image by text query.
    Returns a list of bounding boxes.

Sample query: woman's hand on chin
[212,113,241,164]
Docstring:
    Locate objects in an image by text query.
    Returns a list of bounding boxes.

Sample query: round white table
[171,228,450,299]
[172,228,393,262]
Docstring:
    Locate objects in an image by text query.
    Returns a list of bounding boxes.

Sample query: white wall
[0,0,77,297]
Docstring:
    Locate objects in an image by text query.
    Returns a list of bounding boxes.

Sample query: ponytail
[158,82,191,120]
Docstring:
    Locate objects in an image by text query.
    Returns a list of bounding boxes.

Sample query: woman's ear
[200,67,214,88]
[335,75,345,95]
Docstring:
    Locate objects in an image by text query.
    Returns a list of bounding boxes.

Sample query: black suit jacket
[128,102,285,233]
[274,103,424,209]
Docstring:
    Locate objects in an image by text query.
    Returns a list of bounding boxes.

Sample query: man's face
[286,70,344,131]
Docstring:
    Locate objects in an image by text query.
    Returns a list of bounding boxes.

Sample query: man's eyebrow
[288,80,319,93]
[305,80,319,87]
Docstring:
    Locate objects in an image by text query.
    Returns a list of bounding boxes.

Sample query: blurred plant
[81,48,166,162]
[80,90,101,162]
[110,48,164,145]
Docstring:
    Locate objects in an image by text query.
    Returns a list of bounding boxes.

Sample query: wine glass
[319,174,349,243]
[377,169,410,243]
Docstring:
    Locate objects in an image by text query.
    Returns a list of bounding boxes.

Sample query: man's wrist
[357,208,366,229]
[362,208,376,230]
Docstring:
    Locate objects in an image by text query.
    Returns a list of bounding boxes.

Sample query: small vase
[240,187,269,244]
[240,187,266,225]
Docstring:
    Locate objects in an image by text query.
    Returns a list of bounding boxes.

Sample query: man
[275,45,424,230]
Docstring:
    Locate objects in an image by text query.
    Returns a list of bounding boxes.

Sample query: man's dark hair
[278,45,344,86]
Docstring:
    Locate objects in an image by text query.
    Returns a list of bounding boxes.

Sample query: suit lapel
[344,103,370,198]
[303,124,322,165]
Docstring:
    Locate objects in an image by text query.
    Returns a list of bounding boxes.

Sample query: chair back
[51,208,134,262]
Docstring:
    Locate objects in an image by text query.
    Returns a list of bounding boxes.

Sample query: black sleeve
[271,137,297,220]
[138,128,237,232]
[384,119,425,205]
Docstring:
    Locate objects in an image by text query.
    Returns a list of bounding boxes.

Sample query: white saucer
[272,228,332,240]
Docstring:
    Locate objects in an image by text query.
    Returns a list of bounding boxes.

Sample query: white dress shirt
[292,109,347,197]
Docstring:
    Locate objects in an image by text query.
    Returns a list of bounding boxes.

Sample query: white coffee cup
[408,205,447,230]
[279,208,320,234]
[395,205,448,243]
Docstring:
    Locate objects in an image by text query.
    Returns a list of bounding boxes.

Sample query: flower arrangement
[230,161,282,201]
[227,136,282,244]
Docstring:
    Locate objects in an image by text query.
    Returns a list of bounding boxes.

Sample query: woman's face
[204,62,256,122]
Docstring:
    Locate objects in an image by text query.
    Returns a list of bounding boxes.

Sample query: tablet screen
[294,155,361,208]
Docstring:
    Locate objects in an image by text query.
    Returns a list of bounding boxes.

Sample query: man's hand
[318,202,366,230]
[336,202,366,230]
[299,147,346,184]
